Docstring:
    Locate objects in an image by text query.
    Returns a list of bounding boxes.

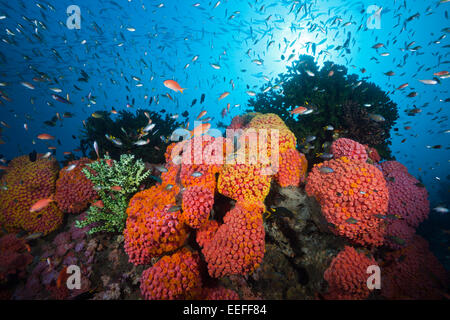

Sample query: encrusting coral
[140,248,203,300]
[0,155,62,235]
[55,158,98,214]
[305,156,389,246]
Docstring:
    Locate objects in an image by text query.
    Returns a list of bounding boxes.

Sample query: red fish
[92,199,104,208]
[434,71,448,76]
[30,198,54,212]
[110,186,122,191]
[37,133,55,140]
[290,106,308,114]
[218,91,230,100]
[163,80,185,93]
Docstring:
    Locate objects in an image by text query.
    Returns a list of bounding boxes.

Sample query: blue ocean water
[0,1,448,262]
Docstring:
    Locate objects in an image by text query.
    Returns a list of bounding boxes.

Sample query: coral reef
[365,146,381,163]
[0,155,62,235]
[55,158,98,214]
[217,163,272,203]
[1,111,447,301]
[384,219,416,250]
[121,113,310,299]
[13,214,93,300]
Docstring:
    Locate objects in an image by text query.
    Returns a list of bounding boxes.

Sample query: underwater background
[0,0,449,300]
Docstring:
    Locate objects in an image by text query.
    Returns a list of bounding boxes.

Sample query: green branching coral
[75,154,150,234]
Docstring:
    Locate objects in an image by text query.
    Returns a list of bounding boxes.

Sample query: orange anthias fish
[92,199,104,208]
[397,83,409,90]
[37,133,55,140]
[433,71,449,76]
[218,91,230,100]
[191,123,211,137]
[290,106,308,115]
[30,198,54,212]
[110,186,122,191]
[196,110,207,120]
[163,80,185,93]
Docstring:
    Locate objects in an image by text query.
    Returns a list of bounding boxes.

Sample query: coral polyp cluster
[381,161,429,228]
[331,138,368,162]
[275,149,308,187]
[181,185,214,229]
[305,156,389,246]
[124,185,186,265]
[0,155,63,235]
[202,202,266,278]
[217,163,272,203]
[323,246,376,300]
[55,158,98,214]
[140,248,202,300]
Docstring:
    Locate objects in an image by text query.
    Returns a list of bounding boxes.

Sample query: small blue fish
[319,166,334,174]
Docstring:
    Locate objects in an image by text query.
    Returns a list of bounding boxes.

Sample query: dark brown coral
[341,101,386,147]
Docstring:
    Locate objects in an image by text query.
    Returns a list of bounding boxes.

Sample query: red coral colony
[0,113,448,301]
